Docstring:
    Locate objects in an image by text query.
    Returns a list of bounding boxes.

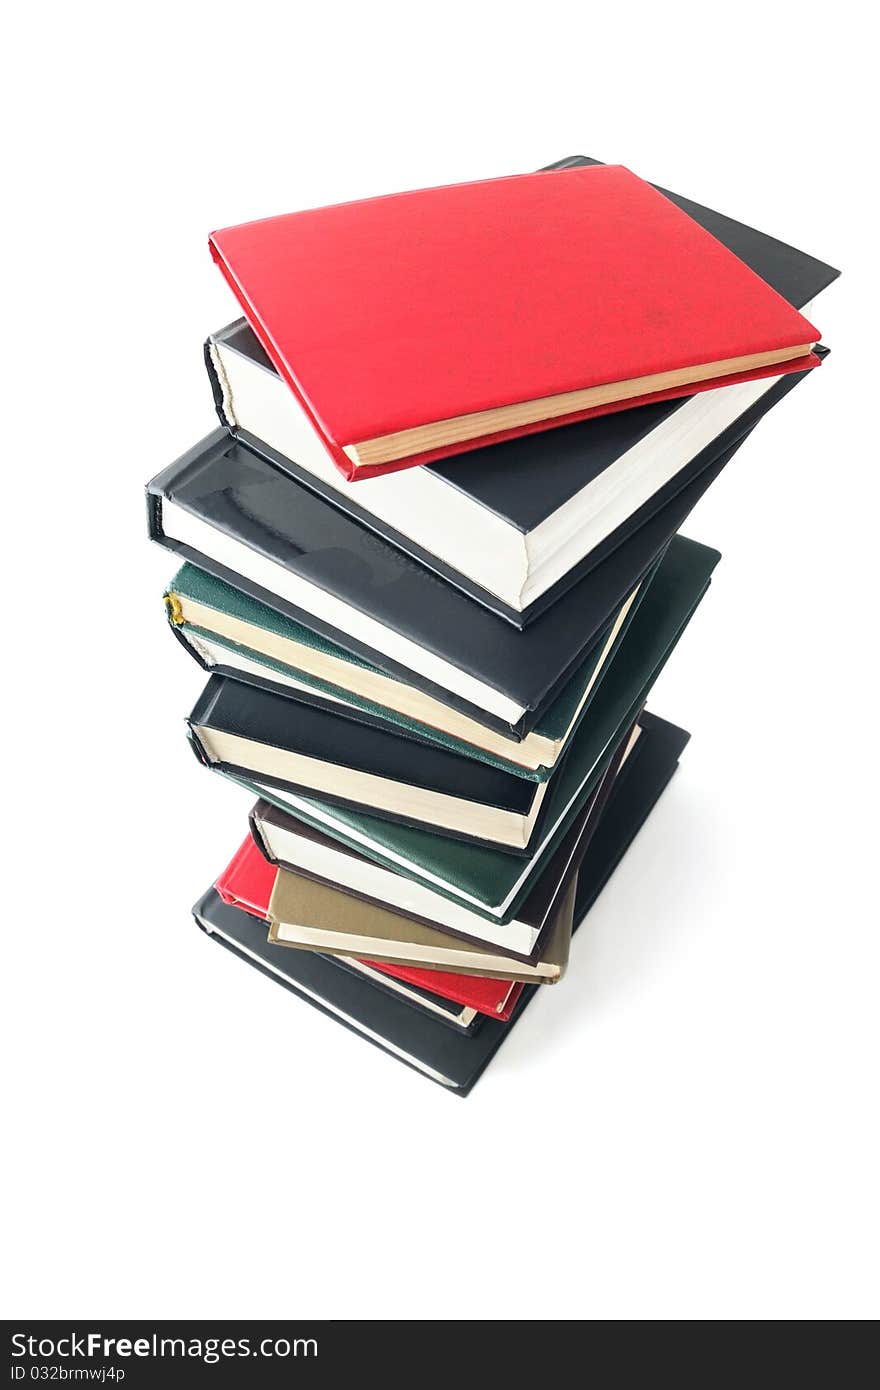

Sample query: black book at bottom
[193,710,690,1094]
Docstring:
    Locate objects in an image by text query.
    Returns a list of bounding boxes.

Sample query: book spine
[186,728,212,770]
[165,614,214,676]
[187,673,225,731]
[204,337,238,432]
[248,803,279,867]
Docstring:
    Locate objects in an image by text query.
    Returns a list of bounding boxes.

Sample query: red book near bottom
[215,835,522,1021]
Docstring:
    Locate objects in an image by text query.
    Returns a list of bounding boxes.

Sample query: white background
[3,1,876,1321]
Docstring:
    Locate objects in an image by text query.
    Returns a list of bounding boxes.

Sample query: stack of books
[147,155,837,1094]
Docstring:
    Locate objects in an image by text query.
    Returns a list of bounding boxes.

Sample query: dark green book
[213,535,720,922]
[165,558,651,781]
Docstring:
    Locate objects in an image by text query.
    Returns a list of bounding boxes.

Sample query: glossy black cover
[148,429,743,738]
[207,153,836,626]
[188,672,550,852]
[330,957,481,1034]
[232,370,782,629]
[193,709,689,1094]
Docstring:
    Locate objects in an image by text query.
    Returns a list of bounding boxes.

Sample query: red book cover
[215,837,521,1020]
[359,960,522,1022]
[215,833,278,916]
[209,164,819,481]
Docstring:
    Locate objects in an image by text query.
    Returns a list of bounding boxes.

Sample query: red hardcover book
[209,164,820,481]
[215,836,521,1021]
[357,960,521,1022]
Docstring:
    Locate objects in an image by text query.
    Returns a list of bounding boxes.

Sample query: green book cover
[166,558,652,782]
[210,535,720,920]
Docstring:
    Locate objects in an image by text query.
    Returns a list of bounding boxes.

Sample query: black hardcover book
[149,427,742,739]
[204,154,837,627]
[187,673,555,853]
[331,956,484,1033]
[193,709,690,1095]
[202,533,717,936]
